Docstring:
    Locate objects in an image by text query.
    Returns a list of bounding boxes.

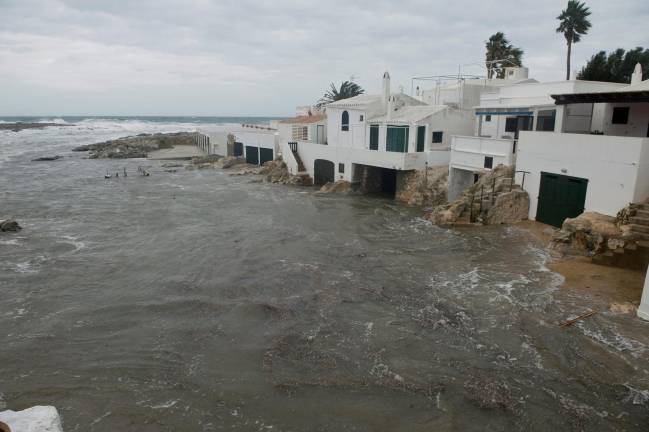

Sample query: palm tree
[317,81,364,107]
[557,0,592,80]
[485,32,524,79]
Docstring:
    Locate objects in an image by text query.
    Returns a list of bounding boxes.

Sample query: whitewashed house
[233,123,280,165]
[516,66,649,226]
[282,72,472,195]
[448,77,626,200]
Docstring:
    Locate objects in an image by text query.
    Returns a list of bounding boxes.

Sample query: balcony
[450,136,516,171]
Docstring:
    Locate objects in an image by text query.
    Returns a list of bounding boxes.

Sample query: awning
[552,91,649,105]
[475,111,534,116]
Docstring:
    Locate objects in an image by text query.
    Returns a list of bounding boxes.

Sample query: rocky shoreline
[0,123,73,132]
[73,132,197,159]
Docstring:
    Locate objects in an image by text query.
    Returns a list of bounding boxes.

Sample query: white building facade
[282,72,471,194]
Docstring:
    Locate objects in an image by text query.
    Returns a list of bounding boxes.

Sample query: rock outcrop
[0,406,63,432]
[31,155,62,162]
[259,158,313,186]
[427,165,528,226]
[0,219,21,232]
[551,212,621,255]
[484,190,530,225]
[73,132,197,159]
[395,166,448,207]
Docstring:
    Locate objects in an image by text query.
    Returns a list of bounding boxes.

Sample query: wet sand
[517,220,646,309]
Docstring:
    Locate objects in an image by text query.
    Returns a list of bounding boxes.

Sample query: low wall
[516,131,649,218]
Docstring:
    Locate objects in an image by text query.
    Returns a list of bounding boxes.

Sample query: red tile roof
[279,114,326,124]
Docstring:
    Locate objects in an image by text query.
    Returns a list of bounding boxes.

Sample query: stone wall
[395,166,448,207]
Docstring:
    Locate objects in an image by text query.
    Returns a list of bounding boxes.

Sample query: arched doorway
[314,159,335,186]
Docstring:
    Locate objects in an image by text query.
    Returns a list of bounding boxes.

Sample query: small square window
[612,107,630,125]
[359,115,364,122]
[485,115,492,122]
[432,131,443,144]
[484,156,493,169]
[338,163,345,173]
[505,118,517,132]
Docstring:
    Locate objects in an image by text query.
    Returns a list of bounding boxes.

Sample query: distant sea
[0,115,282,125]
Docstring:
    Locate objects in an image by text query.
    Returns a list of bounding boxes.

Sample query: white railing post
[638,266,649,321]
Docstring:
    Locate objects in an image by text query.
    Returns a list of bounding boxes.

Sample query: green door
[259,148,274,165]
[416,126,425,152]
[536,172,588,227]
[369,125,379,150]
[245,146,259,165]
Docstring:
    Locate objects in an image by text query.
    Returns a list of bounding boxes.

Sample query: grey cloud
[1,0,648,115]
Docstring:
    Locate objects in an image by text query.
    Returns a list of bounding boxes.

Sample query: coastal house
[515,65,649,226]
[282,72,472,196]
[448,77,626,200]
[233,123,279,165]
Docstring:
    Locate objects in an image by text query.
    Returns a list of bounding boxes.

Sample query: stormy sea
[1,117,648,431]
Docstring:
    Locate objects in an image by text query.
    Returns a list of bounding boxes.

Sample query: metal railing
[288,141,298,153]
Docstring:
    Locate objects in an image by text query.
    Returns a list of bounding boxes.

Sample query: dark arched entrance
[313,159,335,186]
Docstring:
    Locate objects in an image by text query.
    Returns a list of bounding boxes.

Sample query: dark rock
[31,155,62,162]
[0,219,22,232]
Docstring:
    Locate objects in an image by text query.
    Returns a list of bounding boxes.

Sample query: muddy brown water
[1,119,648,431]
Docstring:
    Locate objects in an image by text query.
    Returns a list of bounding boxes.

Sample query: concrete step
[629,216,649,226]
[633,203,649,211]
[629,224,649,234]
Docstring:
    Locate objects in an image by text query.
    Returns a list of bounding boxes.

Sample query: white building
[516,68,649,226]
[233,124,279,165]
[417,67,537,110]
[282,72,470,195]
[448,78,627,200]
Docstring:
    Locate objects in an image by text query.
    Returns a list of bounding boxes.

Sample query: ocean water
[1,118,648,431]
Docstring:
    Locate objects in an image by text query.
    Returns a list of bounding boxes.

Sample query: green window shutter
[370,125,379,150]
[416,126,425,152]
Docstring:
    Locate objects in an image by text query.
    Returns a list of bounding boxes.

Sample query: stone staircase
[468,176,522,222]
[286,142,313,185]
[592,202,649,270]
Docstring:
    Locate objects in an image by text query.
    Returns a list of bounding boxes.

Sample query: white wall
[601,102,649,137]
[236,131,279,151]
[282,141,436,182]
[327,107,366,149]
[450,136,515,171]
[516,131,649,218]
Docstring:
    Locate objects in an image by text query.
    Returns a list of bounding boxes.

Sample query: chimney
[382,71,391,113]
[631,63,643,85]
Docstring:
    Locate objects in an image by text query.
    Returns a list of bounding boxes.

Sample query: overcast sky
[1,0,648,116]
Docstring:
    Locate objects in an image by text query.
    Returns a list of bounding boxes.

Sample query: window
[386,126,409,153]
[505,118,518,133]
[612,107,630,125]
[484,156,493,169]
[291,125,308,141]
[485,115,492,122]
[338,163,345,173]
[341,111,349,131]
[359,115,364,122]
[432,131,443,144]
[536,110,556,132]
[369,125,379,150]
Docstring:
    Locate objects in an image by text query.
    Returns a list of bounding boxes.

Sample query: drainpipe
[638,265,649,321]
